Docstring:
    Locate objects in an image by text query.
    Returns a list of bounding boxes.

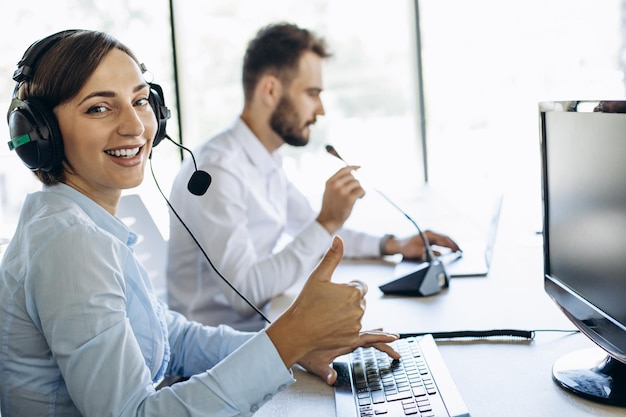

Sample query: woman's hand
[298,330,401,385]
[267,236,371,369]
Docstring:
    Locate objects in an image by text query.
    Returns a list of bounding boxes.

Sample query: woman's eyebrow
[77,83,149,106]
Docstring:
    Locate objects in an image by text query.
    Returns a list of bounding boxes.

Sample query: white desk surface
[259,193,626,417]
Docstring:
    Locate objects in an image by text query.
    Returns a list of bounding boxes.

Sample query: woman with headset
[0,29,399,416]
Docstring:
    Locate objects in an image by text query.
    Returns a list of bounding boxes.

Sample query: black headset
[6,29,170,172]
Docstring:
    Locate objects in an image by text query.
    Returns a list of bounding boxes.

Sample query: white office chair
[117,194,168,303]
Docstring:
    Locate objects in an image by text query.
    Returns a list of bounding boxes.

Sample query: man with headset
[167,22,460,331]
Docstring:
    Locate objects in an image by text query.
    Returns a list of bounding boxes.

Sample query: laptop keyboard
[350,338,448,416]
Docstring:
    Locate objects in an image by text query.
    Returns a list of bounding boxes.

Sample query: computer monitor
[540,100,626,406]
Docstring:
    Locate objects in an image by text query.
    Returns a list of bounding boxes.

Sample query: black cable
[149,156,271,324]
[399,328,579,341]
[165,135,198,170]
[400,329,534,340]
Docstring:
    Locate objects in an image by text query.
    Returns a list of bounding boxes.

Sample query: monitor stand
[552,347,626,407]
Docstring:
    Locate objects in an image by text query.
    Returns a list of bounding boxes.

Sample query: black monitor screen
[541,100,626,406]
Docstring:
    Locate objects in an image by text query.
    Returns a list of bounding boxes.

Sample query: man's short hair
[242,22,331,102]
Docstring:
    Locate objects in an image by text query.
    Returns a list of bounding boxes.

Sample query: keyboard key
[386,391,412,402]
[371,390,385,403]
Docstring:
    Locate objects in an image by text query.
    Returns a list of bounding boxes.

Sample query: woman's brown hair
[16,30,141,185]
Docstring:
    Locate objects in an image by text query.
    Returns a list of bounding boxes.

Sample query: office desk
[258,197,626,417]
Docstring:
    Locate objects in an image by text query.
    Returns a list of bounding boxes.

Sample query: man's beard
[269,95,311,147]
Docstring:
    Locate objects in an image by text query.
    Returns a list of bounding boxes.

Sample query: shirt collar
[232,117,283,177]
[42,183,136,247]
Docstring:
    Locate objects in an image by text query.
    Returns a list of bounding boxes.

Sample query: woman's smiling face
[54,48,157,209]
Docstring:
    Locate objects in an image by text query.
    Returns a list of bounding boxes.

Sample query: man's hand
[316,166,365,234]
[384,230,460,259]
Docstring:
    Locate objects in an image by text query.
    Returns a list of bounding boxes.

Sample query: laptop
[440,194,502,277]
[333,334,471,417]
[378,194,503,296]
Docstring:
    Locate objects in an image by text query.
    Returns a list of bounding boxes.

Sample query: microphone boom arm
[324,144,436,261]
[324,144,449,297]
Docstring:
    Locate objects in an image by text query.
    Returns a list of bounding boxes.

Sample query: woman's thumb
[312,235,344,283]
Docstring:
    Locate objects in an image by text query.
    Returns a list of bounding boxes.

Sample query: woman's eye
[87,105,108,114]
[135,97,150,107]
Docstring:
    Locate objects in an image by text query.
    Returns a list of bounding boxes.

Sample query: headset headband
[12,30,79,84]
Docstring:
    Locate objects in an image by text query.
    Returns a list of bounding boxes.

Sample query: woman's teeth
[105,147,140,158]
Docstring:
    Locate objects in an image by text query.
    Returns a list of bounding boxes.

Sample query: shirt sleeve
[30,223,293,417]
[285,180,382,259]
[143,329,295,417]
[164,309,256,376]
[336,227,382,258]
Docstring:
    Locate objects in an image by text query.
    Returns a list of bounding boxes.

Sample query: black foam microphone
[325,144,449,296]
[163,135,212,196]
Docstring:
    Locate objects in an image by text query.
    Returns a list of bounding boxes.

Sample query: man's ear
[258,74,283,108]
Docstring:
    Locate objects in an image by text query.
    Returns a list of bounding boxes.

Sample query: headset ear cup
[148,83,170,147]
[7,97,63,172]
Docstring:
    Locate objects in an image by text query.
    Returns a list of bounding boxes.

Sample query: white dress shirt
[0,183,294,416]
[167,118,381,331]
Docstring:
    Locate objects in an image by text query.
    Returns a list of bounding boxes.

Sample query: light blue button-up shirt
[0,183,294,416]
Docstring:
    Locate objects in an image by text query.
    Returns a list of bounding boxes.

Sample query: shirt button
[250,404,259,413]
[264,393,273,401]
[277,384,287,392]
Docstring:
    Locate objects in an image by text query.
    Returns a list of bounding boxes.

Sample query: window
[419,0,624,229]
[1,0,624,244]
